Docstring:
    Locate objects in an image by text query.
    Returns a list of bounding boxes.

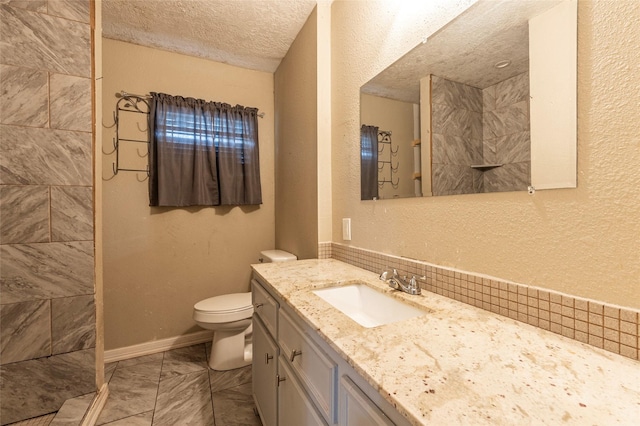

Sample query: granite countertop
[251,259,640,426]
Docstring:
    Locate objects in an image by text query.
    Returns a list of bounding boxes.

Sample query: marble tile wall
[0,64,49,127]
[431,75,483,196]
[430,72,531,195]
[0,300,51,364]
[0,349,96,424]
[482,72,530,192]
[0,1,95,424]
[323,242,640,362]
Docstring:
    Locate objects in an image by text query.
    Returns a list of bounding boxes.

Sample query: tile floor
[9,343,262,426]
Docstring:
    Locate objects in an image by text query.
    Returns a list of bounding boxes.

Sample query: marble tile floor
[8,343,262,426]
[8,414,55,426]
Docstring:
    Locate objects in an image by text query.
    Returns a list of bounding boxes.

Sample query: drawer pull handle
[277,374,286,386]
[289,349,302,362]
[254,303,264,309]
[265,353,273,364]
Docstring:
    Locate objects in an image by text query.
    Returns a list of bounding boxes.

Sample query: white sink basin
[312,284,426,328]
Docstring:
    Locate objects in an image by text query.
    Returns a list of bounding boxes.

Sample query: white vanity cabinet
[252,278,327,426]
[251,276,410,426]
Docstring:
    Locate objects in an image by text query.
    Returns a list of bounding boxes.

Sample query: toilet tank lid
[260,250,297,262]
[194,292,252,313]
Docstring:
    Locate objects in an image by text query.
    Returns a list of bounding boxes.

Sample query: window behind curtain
[148,92,262,207]
[361,124,379,200]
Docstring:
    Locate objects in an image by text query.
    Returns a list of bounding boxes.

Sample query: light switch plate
[342,218,351,241]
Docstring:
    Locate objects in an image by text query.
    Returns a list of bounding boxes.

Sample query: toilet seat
[193,292,253,323]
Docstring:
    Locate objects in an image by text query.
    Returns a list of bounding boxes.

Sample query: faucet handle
[379,270,389,281]
[409,275,422,294]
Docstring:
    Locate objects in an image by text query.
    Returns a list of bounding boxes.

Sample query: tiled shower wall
[431,75,484,196]
[430,73,531,195]
[0,1,96,424]
[482,72,530,192]
[319,242,640,362]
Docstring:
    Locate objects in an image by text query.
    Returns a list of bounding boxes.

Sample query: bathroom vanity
[251,275,407,425]
[251,259,640,425]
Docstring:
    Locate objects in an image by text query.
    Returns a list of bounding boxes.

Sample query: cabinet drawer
[278,308,337,424]
[252,279,278,336]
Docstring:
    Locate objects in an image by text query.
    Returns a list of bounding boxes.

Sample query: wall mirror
[360,0,577,200]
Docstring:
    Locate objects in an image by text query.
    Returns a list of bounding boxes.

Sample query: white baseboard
[104,330,214,364]
[81,383,109,426]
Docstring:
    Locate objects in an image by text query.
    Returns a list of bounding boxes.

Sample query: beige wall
[331,0,640,309]
[274,8,319,259]
[360,93,417,199]
[101,39,275,350]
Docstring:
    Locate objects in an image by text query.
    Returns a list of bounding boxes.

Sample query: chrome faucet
[379,269,421,295]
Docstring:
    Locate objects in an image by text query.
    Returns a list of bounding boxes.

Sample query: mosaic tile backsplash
[319,242,639,362]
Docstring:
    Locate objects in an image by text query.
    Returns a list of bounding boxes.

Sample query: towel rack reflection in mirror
[377,130,399,189]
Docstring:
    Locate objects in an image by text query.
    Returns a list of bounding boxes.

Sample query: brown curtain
[149,92,262,206]
[361,124,379,200]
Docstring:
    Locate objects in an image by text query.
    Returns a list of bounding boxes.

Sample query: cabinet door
[253,316,279,426]
[339,376,394,426]
[278,357,328,426]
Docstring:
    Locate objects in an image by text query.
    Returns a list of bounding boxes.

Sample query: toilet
[193,249,297,370]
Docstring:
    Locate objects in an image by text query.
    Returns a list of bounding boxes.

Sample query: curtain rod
[116,90,151,99]
[115,91,266,118]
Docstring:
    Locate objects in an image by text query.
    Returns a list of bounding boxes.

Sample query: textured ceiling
[362,0,563,104]
[102,0,318,73]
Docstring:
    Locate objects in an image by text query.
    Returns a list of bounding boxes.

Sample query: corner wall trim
[104,330,214,364]
[81,383,109,426]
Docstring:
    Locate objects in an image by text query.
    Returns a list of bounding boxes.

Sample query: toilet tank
[260,250,297,263]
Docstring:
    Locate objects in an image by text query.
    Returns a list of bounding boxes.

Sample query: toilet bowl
[193,292,254,370]
[193,249,297,371]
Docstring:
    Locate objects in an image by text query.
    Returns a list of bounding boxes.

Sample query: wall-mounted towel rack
[103,91,150,180]
[377,130,399,189]
[103,91,267,181]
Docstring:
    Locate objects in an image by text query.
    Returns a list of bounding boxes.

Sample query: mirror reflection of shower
[359,0,576,199]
